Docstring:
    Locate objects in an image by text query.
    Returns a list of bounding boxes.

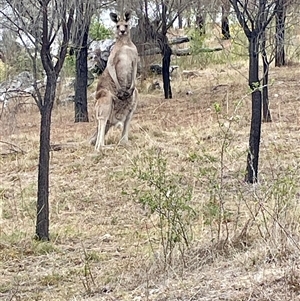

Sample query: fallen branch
[142,46,223,56]
[0,140,26,156]
[169,36,190,45]
[50,142,79,151]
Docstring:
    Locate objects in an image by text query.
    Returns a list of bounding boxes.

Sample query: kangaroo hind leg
[120,89,138,145]
[94,91,113,151]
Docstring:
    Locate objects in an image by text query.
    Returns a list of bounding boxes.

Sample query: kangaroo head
[110,11,132,37]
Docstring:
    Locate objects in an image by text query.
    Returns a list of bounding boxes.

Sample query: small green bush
[131,148,196,268]
[89,19,112,41]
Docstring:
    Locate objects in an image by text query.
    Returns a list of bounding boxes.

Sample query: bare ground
[1,62,300,301]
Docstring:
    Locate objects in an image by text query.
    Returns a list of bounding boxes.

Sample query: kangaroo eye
[117,25,120,29]
[125,25,128,28]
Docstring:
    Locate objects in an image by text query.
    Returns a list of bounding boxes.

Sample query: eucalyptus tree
[0,0,75,240]
[128,0,197,99]
[193,1,211,34]
[221,0,231,39]
[229,0,281,183]
[274,0,293,67]
[195,2,206,33]
[72,1,97,123]
[71,0,117,123]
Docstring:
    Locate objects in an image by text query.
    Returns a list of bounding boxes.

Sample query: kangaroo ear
[110,12,119,23]
[124,11,132,22]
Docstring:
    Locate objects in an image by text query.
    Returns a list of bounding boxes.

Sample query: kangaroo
[106,10,138,100]
[89,68,138,151]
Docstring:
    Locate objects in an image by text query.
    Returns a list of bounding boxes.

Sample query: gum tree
[72,2,95,122]
[229,0,279,183]
[72,0,117,123]
[274,0,293,67]
[131,0,197,99]
[0,0,75,240]
[221,0,231,39]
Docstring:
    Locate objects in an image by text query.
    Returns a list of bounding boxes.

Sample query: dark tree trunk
[221,17,230,39]
[196,14,205,35]
[195,2,205,35]
[261,35,272,122]
[36,73,57,241]
[160,1,172,99]
[162,41,172,99]
[74,28,89,123]
[275,0,286,67]
[229,0,275,183]
[178,13,183,29]
[245,35,262,183]
[187,16,191,28]
[177,0,183,28]
[221,5,230,39]
[35,3,74,241]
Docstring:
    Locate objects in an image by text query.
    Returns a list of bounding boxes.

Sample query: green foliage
[131,148,196,267]
[63,53,76,77]
[214,102,221,113]
[187,27,205,54]
[181,22,250,69]
[89,18,112,41]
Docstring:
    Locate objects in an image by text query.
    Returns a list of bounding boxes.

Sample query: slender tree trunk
[160,1,172,99]
[261,33,272,122]
[162,42,172,99]
[187,16,191,28]
[275,0,286,67]
[221,4,231,39]
[196,14,205,35]
[177,0,183,28]
[262,59,272,122]
[245,35,262,183]
[74,28,89,123]
[36,75,56,241]
[34,2,74,242]
[178,13,183,29]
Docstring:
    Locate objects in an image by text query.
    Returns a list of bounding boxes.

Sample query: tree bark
[261,43,272,122]
[160,1,172,99]
[74,28,89,123]
[221,3,231,39]
[245,35,262,183]
[36,73,56,241]
[35,2,74,241]
[196,14,205,35]
[162,48,172,99]
[178,13,183,29]
[275,0,286,67]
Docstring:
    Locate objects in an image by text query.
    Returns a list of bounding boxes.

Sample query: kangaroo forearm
[107,65,121,90]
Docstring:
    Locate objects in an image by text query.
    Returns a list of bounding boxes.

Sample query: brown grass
[1,60,300,301]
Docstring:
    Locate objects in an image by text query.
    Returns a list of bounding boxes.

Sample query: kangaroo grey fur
[89,67,138,151]
[106,11,138,100]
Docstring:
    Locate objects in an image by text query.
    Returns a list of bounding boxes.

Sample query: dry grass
[1,59,300,301]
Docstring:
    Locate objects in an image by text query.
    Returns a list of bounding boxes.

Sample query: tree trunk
[74,28,89,123]
[160,1,172,99]
[261,33,272,122]
[275,0,286,67]
[221,4,231,39]
[36,75,56,241]
[162,42,172,99]
[196,14,205,35]
[245,35,262,183]
[178,13,183,29]
[34,1,74,242]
